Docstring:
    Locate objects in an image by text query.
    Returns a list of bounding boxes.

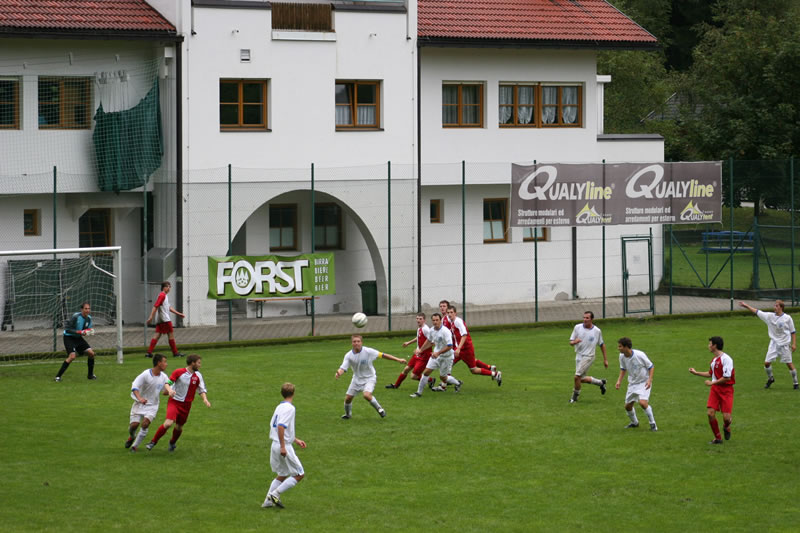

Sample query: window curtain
[461,86,479,124]
[356,105,375,126]
[442,85,458,124]
[562,87,578,124]
[518,86,534,124]
[499,86,513,124]
[542,87,557,124]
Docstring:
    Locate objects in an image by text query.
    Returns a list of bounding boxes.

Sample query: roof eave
[417,36,659,51]
[0,27,182,42]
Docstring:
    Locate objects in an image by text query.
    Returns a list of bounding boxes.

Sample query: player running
[739,300,798,389]
[615,337,658,432]
[446,306,502,386]
[690,336,735,445]
[126,354,175,452]
[410,313,463,397]
[568,311,608,403]
[385,313,437,390]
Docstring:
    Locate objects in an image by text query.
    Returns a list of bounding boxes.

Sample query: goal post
[0,246,123,363]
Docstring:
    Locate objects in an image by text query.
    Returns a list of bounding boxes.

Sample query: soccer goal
[0,246,123,363]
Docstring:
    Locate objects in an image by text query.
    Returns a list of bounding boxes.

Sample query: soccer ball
[352,312,368,328]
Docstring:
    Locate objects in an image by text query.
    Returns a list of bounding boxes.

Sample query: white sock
[446,375,460,385]
[269,479,281,494]
[590,377,602,386]
[369,397,383,412]
[417,377,427,394]
[644,405,655,425]
[344,402,352,416]
[790,369,798,384]
[627,409,638,424]
[132,427,149,448]
[766,366,774,378]
[277,476,298,495]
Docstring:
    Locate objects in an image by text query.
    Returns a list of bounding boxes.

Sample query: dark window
[314,203,342,249]
[79,209,111,248]
[0,78,20,129]
[483,199,508,243]
[499,85,536,127]
[38,77,92,129]
[541,85,582,127]
[220,79,268,130]
[430,199,442,223]
[24,209,40,236]
[269,204,298,251]
[442,84,483,127]
[140,192,154,254]
[272,2,332,31]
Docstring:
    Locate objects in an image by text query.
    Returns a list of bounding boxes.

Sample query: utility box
[145,248,175,283]
[358,280,378,316]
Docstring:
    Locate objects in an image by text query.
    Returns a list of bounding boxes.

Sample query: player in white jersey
[335,334,406,419]
[125,354,175,452]
[410,313,463,397]
[263,383,307,509]
[615,337,658,431]
[568,311,608,403]
[740,300,798,389]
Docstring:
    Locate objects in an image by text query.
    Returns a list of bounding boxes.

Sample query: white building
[0,0,663,331]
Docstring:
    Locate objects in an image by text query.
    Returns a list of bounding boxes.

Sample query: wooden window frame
[0,77,21,130]
[523,227,548,242]
[220,79,268,131]
[483,198,509,244]
[335,80,381,130]
[442,83,484,128]
[38,77,92,130]
[79,208,111,248]
[24,209,40,236]
[498,83,583,128]
[499,84,537,128]
[269,203,298,252]
[430,199,442,223]
[314,203,343,250]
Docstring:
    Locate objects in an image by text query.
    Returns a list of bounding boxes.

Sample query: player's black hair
[81,301,91,310]
[161,281,171,290]
[186,353,202,365]
[431,312,442,320]
[709,336,724,350]
[439,300,450,306]
[447,305,457,313]
[618,337,633,349]
[152,353,166,366]
[584,311,594,319]
[281,382,295,399]
[416,312,426,319]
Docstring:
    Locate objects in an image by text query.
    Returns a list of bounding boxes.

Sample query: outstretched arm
[738,301,757,314]
[381,353,407,365]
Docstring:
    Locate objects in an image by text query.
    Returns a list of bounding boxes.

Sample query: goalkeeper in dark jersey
[54,302,97,382]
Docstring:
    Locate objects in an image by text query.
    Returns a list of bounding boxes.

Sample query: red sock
[709,418,721,440]
[148,338,158,353]
[395,374,408,387]
[152,424,167,444]
[475,359,491,370]
[169,339,178,355]
[170,428,183,444]
[479,368,492,376]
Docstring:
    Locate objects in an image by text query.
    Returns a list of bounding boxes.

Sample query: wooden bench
[248,296,319,318]
[700,231,754,253]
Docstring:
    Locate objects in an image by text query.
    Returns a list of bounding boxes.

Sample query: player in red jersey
[439,300,494,374]
[385,313,436,390]
[146,354,211,452]
[146,281,186,358]
[446,306,502,386]
[690,336,735,445]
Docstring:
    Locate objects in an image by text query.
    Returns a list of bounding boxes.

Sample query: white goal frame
[0,246,123,363]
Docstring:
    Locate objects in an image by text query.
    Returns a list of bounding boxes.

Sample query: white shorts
[625,382,652,404]
[346,377,376,397]
[575,355,596,376]
[426,355,454,377]
[765,341,793,363]
[270,441,304,477]
[129,401,158,424]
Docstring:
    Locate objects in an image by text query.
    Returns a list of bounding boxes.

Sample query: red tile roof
[418,0,657,46]
[0,0,175,34]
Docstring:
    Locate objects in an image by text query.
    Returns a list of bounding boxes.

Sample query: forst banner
[510,162,722,227]
[208,253,335,300]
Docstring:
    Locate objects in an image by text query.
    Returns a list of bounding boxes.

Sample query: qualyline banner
[511,162,722,227]
[208,253,335,300]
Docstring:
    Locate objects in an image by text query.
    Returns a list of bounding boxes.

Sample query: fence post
[461,160,466,320]
[729,158,734,311]
[669,224,673,315]
[791,156,796,306]
[310,163,315,336]
[53,166,57,352]
[602,159,606,318]
[753,215,760,290]
[387,160,392,331]
[228,164,232,342]
[533,160,539,323]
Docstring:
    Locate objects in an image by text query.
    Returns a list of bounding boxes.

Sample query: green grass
[2,316,799,532]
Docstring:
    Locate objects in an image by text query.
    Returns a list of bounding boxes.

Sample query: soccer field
[1,315,798,532]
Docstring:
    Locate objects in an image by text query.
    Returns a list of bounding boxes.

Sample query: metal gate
[621,234,654,316]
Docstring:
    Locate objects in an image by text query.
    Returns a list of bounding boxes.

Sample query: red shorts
[409,352,431,376]
[454,348,476,368]
[166,398,193,425]
[707,385,734,413]
[156,322,174,334]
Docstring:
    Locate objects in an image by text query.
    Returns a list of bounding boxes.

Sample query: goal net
[0,246,123,363]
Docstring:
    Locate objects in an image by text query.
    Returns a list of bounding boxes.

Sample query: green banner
[207,253,335,300]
